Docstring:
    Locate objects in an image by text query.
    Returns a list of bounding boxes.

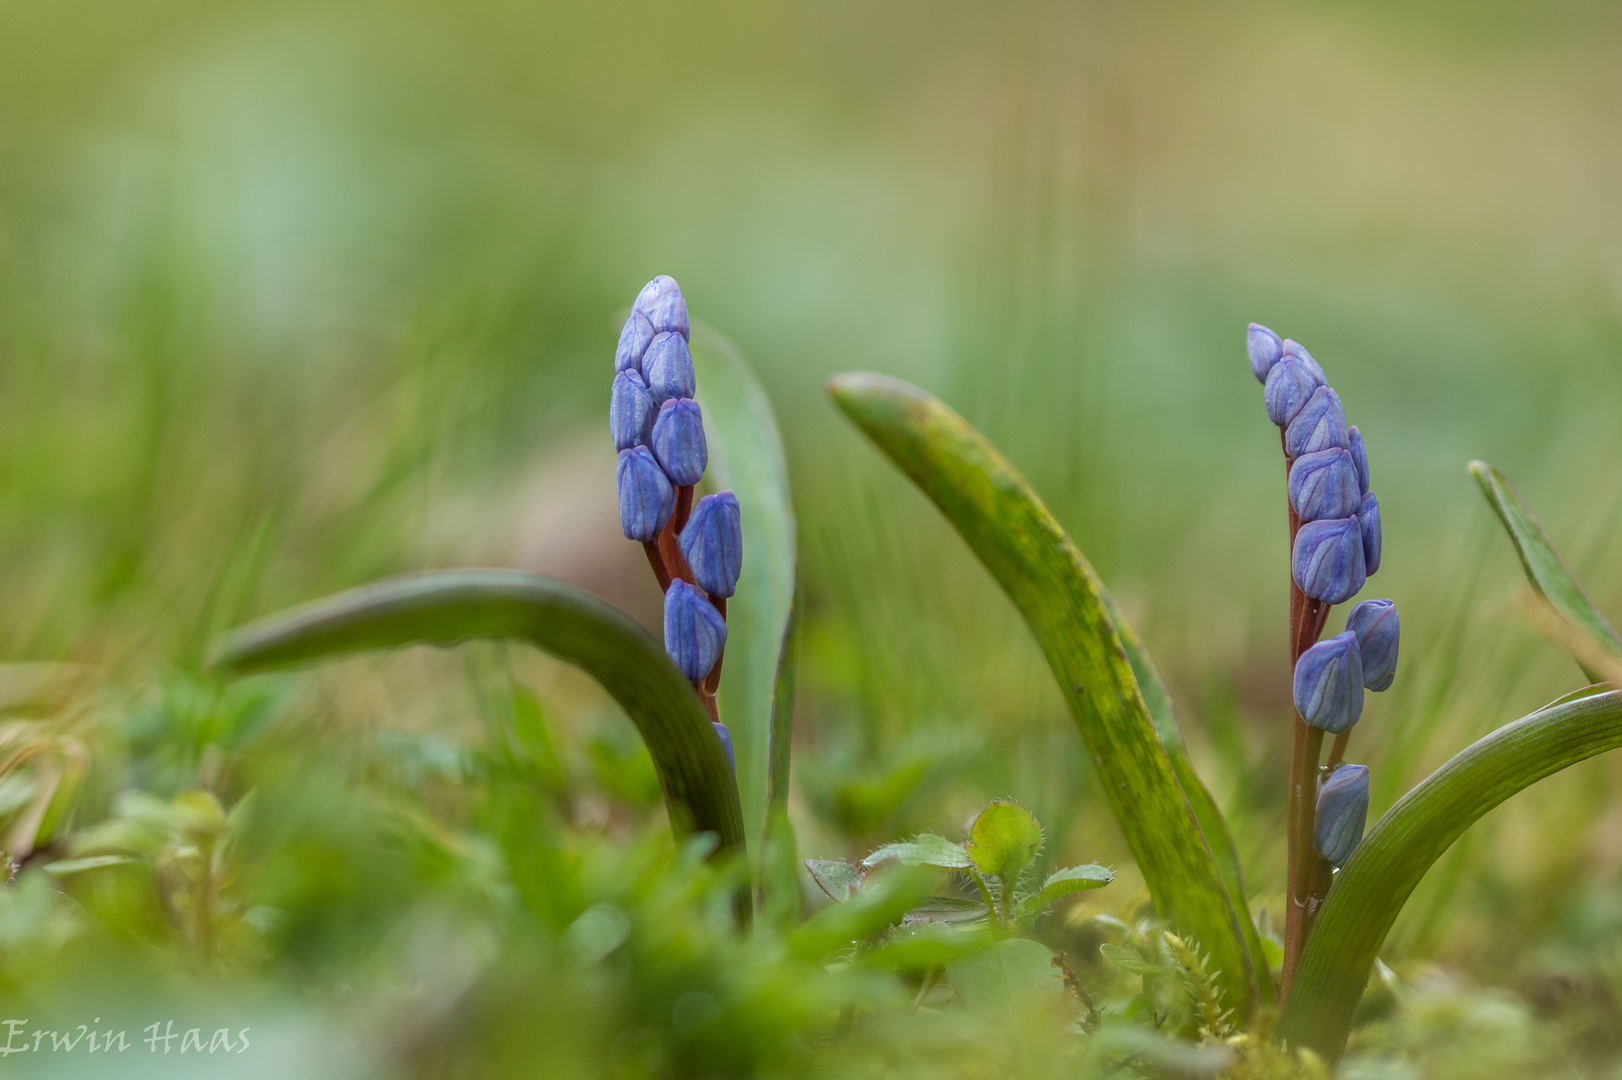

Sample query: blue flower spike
[1285,385,1350,458]
[1289,448,1362,522]
[644,332,697,404]
[1294,631,1365,734]
[1293,516,1367,604]
[1265,357,1320,428]
[1346,598,1399,692]
[679,491,744,598]
[611,369,657,451]
[1315,764,1370,867]
[615,311,655,376]
[1357,491,1382,576]
[1249,323,1284,384]
[1282,339,1327,385]
[1348,425,1371,495]
[633,275,690,340]
[651,398,708,487]
[616,447,675,542]
[665,579,727,682]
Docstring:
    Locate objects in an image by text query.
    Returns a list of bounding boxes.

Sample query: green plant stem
[968,867,999,928]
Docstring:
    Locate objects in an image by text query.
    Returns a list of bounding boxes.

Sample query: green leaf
[865,920,987,971]
[862,834,973,871]
[43,855,140,875]
[1015,863,1113,925]
[908,895,990,924]
[692,327,798,842]
[1281,688,1622,1061]
[756,593,802,927]
[965,799,1043,880]
[1100,942,1171,976]
[827,372,1259,1017]
[790,864,939,960]
[208,570,744,859]
[946,937,1062,1011]
[1471,460,1622,681]
[805,858,864,903]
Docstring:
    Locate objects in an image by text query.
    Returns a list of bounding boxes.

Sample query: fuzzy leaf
[828,373,1260,1016]
[1015,863,1113,925]
[208,570,744,858]
[946,937,1062,1011]
[790,865,939,960]
[806,858,863,903]
[1282,688,1622,1061]
[863,834,974,871]
[965,800,1043,879]
[908,895,989,924]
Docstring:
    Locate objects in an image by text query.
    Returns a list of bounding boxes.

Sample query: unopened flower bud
[1282,339,1327,384]
[1314,764,1370,867]
[633,275,690,340]
[1358,491,1382,576]
[1265,357,1318,428]
[1289,448,1362,522]
[611,369,656,450]
[1249,323,1284,384]
[651,399,708,486]
[679,491,743,598]
[1347,425,1371,495]
[643,332,696,404]
[617,446,674,542]
[1293,516,1367,604]
[665,579,726,682]
[1284,386,1350,458]
[1345,599,1399,691]
[615,311,655,375]
[713,721,735,771]
[1294,631,1364,733]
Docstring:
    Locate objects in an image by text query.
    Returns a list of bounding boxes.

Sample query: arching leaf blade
[827,372,1259,1017]
[208,569,745,856]
[1281,688,1622,1060]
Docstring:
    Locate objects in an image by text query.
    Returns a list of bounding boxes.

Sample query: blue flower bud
[1282,339,1327,384]
[616,447,675,542]
[1288,448,1362,522]
[1248,323,1284,384]
[611,369,656,451]
[1345,598,1399,691]
[1357,490,1382,576]
[615,311,655,375]
[665,579,726,682]
[679,491,743,598]
[1265,357,1319,428]
[1314,764,1369,867]
[713,721,735,771]
[643,331,696,404]
[1284,386,1350,458]
[1293,631,1364,734]
[1348,425,1370,495]
[633,275,690,340]
[651,398,708,487]
[1292,516,1367,604]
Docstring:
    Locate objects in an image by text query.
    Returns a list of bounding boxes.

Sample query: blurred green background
[4,0,1622,1075]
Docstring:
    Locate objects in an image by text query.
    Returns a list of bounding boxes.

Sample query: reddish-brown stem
[696,688,719,723]
[702,597,728,694]
[657,494,698,588]
[643,541,671,591]
[1326,731,1350,770]
[672,485,695,534]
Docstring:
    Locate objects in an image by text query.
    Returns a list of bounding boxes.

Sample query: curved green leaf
[1281,688,1622,1059]
[208,569,744,856]
[1016,863,1114,925]
[827,372,1259,1016]
[1471,460,1622,680]
[862,834,973,871]
[692,326,798,846]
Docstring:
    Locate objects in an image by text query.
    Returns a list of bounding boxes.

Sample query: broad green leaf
[865,919,987,971]
[208,570,744,859]
[790,864,939,960]
[1016,863,1113,925]
[1100,942,1171,976]
[1281,688,1622,1061]
[862,833,973,871]
[692,327,798,844]
[965,799,1043,880]
[828,372,1259,1016]
[1103,589,1275,1009]
[805,858,864,903]
[946,936,1062,1011]
[1471,460,1622,681]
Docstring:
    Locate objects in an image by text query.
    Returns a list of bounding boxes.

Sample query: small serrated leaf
[964,800,1043,879]
[1101,942,1171,976]
[861,834,973,871]
[805,858,863,902]
[1015,863,1113,925]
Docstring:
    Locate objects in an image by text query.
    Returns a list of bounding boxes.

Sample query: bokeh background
[4,0,1622,1075]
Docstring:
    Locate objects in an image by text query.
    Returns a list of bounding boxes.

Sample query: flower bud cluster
[1314,763,1369,866]
[611,277,743,768]
[1250,324,1383,604]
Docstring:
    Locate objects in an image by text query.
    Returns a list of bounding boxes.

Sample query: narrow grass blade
[827,372,1260,1016]
[1281,688,1622,1060]
[208,569,745,856]
[1470,460,1622,680]
[756,591,802,925]
[692,326,798,846]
